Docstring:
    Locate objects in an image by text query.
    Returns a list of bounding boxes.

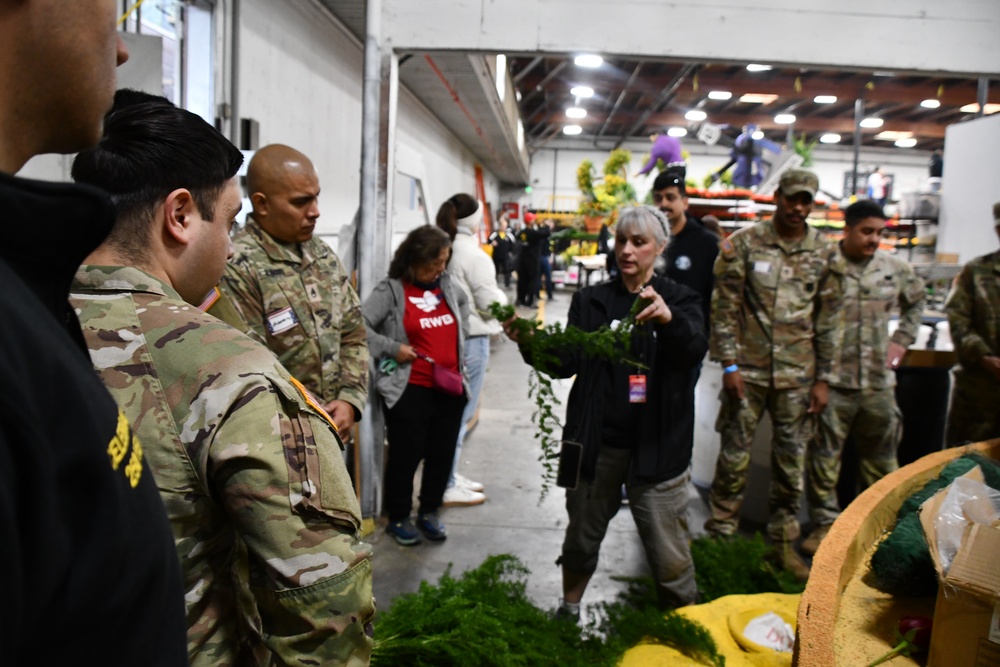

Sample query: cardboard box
[922,470,1000,666]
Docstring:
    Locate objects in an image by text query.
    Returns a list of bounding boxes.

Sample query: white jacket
[448,230,507,336]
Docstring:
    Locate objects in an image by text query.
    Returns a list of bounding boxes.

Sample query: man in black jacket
[515,210,551,308]
[0,3,188,664]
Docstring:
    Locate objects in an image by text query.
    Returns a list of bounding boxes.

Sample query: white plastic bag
[934,475,1000,574]
[743,611,795,652]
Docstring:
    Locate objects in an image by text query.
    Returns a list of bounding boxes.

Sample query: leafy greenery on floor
[372,536,805,666]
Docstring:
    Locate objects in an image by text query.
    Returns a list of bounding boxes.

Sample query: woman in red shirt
[362,226,470,545]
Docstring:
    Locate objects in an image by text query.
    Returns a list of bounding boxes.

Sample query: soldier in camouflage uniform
[944,201,1000,445]
[704,169,842,581]
[210,144,369,434]
[70,91,374,666]
[803,200,926,555]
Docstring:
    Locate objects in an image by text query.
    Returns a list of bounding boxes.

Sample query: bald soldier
[71,92,374,665]
[210,145,369,434]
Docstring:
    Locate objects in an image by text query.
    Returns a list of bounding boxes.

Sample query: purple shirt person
[635,133,684,177]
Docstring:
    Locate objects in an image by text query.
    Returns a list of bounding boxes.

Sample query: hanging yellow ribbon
[794,76,802,93]
[693,73,699,92]
[937,84,945,98]
[118,0,150,27]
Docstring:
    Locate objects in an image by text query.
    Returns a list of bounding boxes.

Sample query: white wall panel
[384,0,1000,77]
[239,0,501,238]
[936,114,1000,263]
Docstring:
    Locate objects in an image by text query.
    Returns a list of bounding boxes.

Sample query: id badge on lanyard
[629,374,647,403]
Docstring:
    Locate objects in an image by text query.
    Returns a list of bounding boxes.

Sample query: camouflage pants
[706,382,813,543]
[946,370,1000,446]
[807,386,901,527]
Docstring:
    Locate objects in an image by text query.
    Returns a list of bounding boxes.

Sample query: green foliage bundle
[488,300,648,498]
[371,554,724,667]
[870,454,1000,596]
[691,534,806,602]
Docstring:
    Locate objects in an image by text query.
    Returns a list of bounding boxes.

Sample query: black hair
[651,170,687,197]
[844,199,887,226]
[435,193,478,241]
[72,89,244,261]
[388,225,452,281]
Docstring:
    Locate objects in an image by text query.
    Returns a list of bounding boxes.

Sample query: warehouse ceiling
[509,56,998,153]
[320,1,998,182]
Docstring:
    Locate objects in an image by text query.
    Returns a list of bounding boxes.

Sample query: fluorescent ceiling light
[574,54,603,68]
[708,90,732,100]
[667,127,687,137]
[774,113,796,124]
[566,107,587,119]
[860,117,884,128]
[820,133,841,144]
[813,95,837,104]
[875,130,913,141]
[895,138,918,148]
[751,130,765,140]
[739,93,778,104]
[570,85,594,98]
[920,99,941,109]
[563,125,583,135]
[960,102,1000,114]
[746,63,772,72]
[685,110,707,121]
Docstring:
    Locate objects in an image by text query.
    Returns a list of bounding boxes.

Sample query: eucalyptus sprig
[490,298,649,499]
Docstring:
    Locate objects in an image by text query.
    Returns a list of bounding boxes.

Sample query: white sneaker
[442,485,486,507]
[454,473,485,492]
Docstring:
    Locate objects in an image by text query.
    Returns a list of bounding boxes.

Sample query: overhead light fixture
[875,130,913,141]
[739,93,779,104]
[895,138,918,148]
[685,110,707,121]
[563,125,583,135]
[667,127,687,137]
[570,85,594,98]
[813,95,837,104]
[820,133,841,144]
[746,63,772,72]
[751,130,765,140]
[860,117,884,128]
[960,102,1000,114]
[774,114,796,124]
[566,107,587,119]
[708,90,732,100]
[574,54,603,68]
[873,71,896,77]
[920,99,941,109]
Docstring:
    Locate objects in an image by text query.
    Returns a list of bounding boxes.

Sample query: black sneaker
[416,512,447,541]
[386,518,422,546]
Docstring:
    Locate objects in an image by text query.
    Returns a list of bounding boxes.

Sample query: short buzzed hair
[844,199,887,226]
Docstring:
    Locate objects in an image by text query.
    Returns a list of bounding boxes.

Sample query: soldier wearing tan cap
[704,168,844,581]
[944,200,1000,444]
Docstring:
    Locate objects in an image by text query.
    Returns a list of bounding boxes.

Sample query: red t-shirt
[402,281,460,388]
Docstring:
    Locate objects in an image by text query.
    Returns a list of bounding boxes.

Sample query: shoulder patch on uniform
[288,376,339,433]
[719,237,736,259]
[198,286,221,312]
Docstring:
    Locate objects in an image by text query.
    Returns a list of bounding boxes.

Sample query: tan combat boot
[770,540,811,583]
[801,523,831,557]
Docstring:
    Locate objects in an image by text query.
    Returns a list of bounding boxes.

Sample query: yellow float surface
[619,593,801,667]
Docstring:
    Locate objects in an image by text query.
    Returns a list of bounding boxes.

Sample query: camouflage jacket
[212,217,369,416]
[71,266,374,667]
[946,249,1000,377]
[709,219,843,389]
[826,247,926,390]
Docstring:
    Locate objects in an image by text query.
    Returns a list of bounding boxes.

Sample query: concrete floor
[369,283,717,615]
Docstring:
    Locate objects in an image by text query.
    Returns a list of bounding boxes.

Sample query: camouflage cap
[993,200,1000,226]
[779,169,819,198]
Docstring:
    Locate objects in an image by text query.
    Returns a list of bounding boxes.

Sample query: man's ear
[163,188,197,245]
[250,192,267,217]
